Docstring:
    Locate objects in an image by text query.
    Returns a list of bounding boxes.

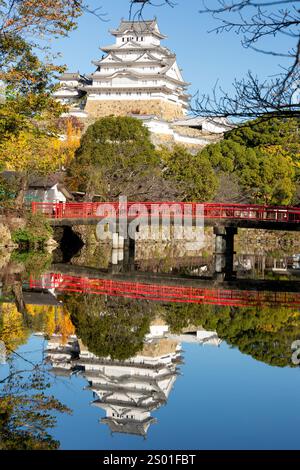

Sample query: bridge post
[214,226,237,279]
[124,236,136,270]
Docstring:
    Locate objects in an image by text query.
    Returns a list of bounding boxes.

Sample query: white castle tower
[78,337,182,437]
[55,18,189,121]
[45,321,221,437]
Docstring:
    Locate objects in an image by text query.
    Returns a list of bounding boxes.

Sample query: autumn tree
[0,303,29,352]
[0,2,94,208]
[0,131,68,208]
[0,366,71,449]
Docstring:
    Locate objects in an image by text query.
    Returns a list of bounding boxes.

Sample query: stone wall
[84,99,184,121]
[0,217,24,248]
[235,229,300,255]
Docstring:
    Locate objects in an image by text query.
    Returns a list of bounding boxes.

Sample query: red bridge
[29,273,300,308]
[32,202,300,230]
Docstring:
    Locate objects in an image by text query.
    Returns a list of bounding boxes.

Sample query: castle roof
[101,416,156,437]
[110,18,166,39]
[59,72,81,81]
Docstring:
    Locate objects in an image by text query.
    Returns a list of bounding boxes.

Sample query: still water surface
[0,249,300,450]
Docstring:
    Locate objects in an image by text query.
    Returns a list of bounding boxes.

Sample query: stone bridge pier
[111,233,136,273]
[214,226,238,280]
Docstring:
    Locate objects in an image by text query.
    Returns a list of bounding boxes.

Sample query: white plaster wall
[26,184,67,203]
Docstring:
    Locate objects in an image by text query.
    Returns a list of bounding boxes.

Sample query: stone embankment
[63,225,300,260]
[0,217,24,249]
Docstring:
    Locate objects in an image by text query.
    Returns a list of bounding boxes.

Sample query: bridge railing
[29,273,300,308]
[31,201,300,223]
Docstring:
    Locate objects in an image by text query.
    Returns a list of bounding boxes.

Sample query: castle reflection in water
[44,321,221,437]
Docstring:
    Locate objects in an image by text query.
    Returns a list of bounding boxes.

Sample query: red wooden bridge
[29,273,300,308]
[32,202,300,230]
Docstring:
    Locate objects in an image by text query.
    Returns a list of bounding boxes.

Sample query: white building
[84,18,189,120]
[45,320,221,436]
[78,336,181,437]
[54,18,189,121]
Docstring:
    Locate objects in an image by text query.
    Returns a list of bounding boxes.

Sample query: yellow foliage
[56,122,81,166]
[0,303,28,351]
[0,131,67,174]
[42,306,75,343]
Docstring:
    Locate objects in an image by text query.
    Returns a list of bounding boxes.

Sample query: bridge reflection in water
[29,271,300,308]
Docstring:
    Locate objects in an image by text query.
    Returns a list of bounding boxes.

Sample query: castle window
[141,37,144,41]
[122,38,125,42]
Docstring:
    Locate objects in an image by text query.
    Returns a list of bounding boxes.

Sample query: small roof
[28,172,64,189]
[50,367,73,377]
[59,72,81,81]
[29,174,74,200]
[101,416,156,437]
[110,18,166,39]
[174,116,232,129]
[1,171,73,200]
[22,290,61,307]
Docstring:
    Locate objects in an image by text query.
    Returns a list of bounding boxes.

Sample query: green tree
[226,118,300,154]
[65,294,154,360]
[198,120,298,205]
[162,302,300,368]
[161,145,218,201]
[68,116,166,201]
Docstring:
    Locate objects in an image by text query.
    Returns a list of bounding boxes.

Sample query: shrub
[12,213,53,246]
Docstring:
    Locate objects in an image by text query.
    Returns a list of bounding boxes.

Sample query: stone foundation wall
[0,217,25,248]
[236,229,300,254]
[84,99,184,121]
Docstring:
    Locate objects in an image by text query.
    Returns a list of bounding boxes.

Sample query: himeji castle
[85,18,189,120]
[45,321,221,438]
[55,18,230,150]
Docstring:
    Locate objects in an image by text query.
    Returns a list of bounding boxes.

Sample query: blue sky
[51,0,294,101]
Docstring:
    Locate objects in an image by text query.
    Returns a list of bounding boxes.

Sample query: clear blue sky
[52,0,294,101]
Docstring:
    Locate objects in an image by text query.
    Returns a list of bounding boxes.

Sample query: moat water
[0,246,300,450]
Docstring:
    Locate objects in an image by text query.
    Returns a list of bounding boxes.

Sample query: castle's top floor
[109,18,166,47]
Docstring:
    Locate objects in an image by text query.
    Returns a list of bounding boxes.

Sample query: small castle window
[141,37,144,41]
